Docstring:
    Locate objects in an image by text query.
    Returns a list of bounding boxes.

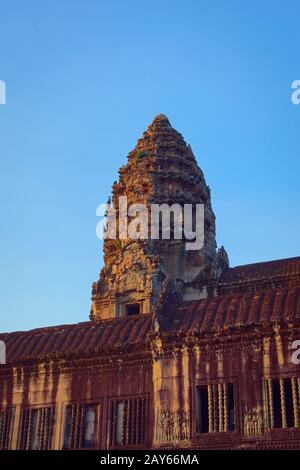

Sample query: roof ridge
[230,255,300,270]
[0,314,152,337]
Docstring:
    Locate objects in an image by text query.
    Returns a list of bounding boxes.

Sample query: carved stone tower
[90,115,228,321]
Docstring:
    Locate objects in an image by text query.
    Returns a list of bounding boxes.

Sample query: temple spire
[90,115,228,321]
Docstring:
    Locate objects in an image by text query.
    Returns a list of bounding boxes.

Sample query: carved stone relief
[243,405,262,437]
[155,409,190,443]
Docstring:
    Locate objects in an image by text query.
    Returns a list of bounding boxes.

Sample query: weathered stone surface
[91,115,228,322]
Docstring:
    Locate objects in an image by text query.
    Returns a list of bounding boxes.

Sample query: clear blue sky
[0,0,299,332]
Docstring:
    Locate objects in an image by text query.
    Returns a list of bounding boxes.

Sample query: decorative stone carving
[193,245,229,294]
[217,245,229,273]
[243,405,262,437]
[153,275,183,331]
[155,409,190,443]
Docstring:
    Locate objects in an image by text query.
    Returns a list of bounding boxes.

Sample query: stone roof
[0,315,152,365]
[173,286,300,334]
[0,256,299,365]
[219,256,300,293]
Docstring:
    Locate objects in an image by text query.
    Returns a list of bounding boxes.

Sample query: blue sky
[0,0,299,332]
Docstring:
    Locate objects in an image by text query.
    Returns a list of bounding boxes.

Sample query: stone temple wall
[1,323,300,449]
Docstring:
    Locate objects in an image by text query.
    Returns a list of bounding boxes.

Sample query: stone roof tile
[1,257,300,365]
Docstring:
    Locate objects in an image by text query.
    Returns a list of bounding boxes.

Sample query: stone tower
[90,115,228,322]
